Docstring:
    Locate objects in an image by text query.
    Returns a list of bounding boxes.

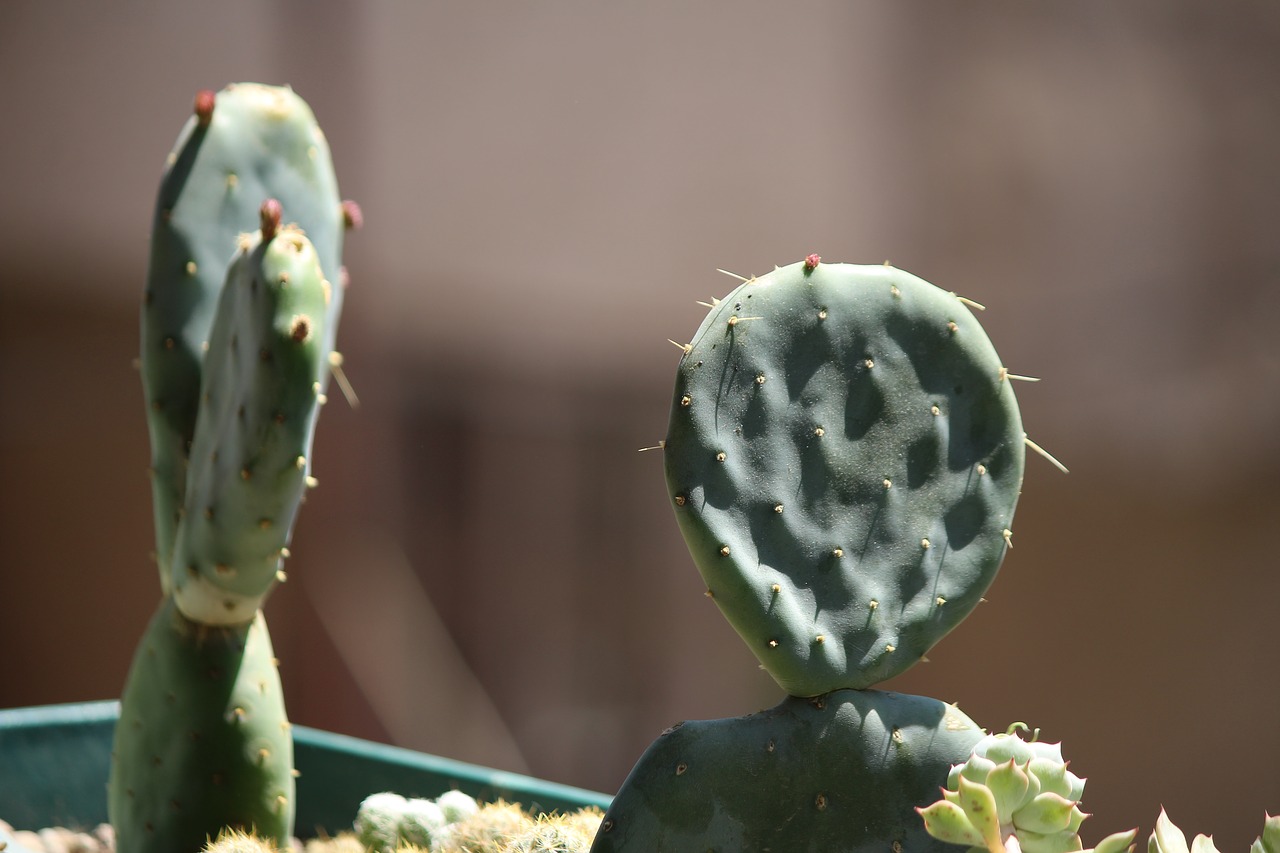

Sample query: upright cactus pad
[664,259,1025,695]
[141,82,345,585]
[171,217,332,626]
[114,81,352,853]
[592,689,985,853]
[108,597,293,852]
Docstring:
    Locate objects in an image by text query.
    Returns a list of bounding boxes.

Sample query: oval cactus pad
[664,260,1025,695]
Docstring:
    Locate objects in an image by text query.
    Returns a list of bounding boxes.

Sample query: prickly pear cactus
[112,186,344,852]
[664,258,1025,695]
[141,82,347,587]
[592,689,984,853]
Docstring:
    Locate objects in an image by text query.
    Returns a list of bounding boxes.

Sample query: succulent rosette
[918,726,1137,853]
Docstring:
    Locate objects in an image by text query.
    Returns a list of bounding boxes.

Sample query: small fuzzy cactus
[352,794,597,853]
[917,726,1136,853]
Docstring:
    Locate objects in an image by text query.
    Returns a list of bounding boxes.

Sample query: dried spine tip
[868,599,879,610]
[259,199,283,240]
[720,545,731,556]
[832,548,844,558]
[193,89,216,125]
[341,199,364,230]
[976,463,987,475]
[715,451,726,462]
[947,321,959,333]
[883,478,892,489]
[818,308,828,320]
[921,538,931,549]
[767,639,779,648]
[864,358,875,369]
[936,596,947,605]
[771,583,781,593]
[804,253,821,271]
[673,494,687,506]
[680,394,691,406]
[668,339,693,355]
[885,643,896,652]
[814,426,825,437]
[755,374,766,385]
[774,504,784,513]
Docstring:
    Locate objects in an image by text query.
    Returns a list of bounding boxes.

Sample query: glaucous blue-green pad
[171,226,330,626]
[108,597,294,853]
[665,261,1024,696]
[141,83,344,588]
[591,689,984,853]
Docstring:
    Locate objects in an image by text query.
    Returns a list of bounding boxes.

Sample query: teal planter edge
[0,701,612,835]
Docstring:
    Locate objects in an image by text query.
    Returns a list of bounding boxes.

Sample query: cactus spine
[110,84,352,853]
[594,257,1027,852]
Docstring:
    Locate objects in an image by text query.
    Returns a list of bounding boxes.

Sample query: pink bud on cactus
[341,200,364,231]
[194,89,216,127]
[260,199,283,240]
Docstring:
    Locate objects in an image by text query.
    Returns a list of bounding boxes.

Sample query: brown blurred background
[1,1,1277,848]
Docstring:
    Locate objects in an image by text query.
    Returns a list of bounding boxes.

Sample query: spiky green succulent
[917,726,1136,853]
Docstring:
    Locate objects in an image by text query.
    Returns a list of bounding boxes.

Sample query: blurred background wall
[1,1,1277,847]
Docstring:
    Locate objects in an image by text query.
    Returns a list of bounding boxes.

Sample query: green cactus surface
[108,596,294,853]
[170,221,331,625]
[664,258,1025,695]
[591,689,984,853]
[141,83,346,589]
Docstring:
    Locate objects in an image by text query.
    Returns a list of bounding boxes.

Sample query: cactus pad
[141,83,345,585]
[108,597,294,853]
[591,689,984,853]
[170,220,331,625]
[664,260,1025,695]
